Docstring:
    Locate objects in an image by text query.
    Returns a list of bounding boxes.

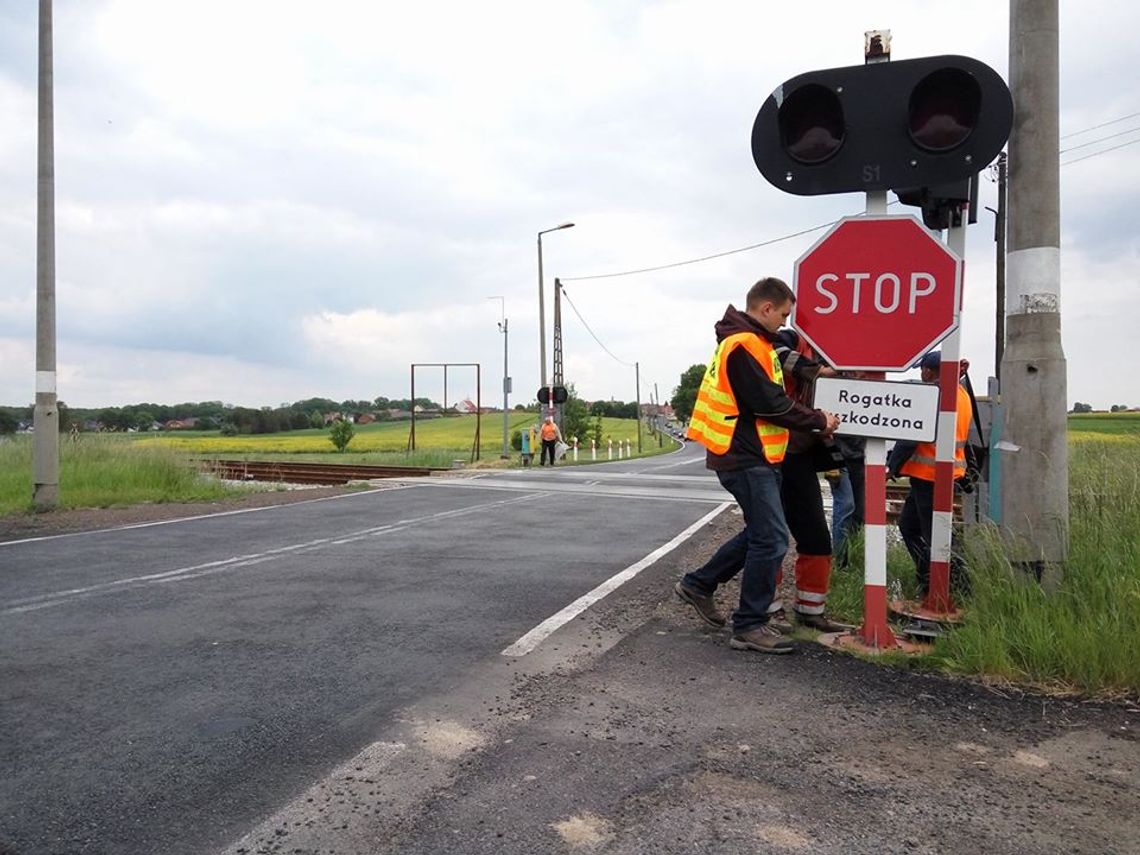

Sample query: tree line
[0,396,444,436]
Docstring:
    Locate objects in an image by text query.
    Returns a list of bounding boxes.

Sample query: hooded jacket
[705,306,827,471]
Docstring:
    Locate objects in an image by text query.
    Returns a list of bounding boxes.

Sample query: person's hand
[818,366,838,378]
[820,411,840,435]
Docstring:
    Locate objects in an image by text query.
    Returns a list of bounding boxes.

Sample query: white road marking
[0,485,414,548]
[3,492,546,615]
[501,501,731,657]
[644,453,706,470]
[393,478,725,504]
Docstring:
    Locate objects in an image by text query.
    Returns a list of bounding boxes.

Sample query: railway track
[202,459,445,485]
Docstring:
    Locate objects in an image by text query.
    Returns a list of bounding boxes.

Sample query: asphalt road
[0,441,727,854]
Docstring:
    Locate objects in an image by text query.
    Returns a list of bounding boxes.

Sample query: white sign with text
[813,376,938,442]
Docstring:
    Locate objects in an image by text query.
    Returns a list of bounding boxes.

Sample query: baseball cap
[918,351,941,370]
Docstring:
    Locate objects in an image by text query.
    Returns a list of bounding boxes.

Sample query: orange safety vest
[901,384,971,481]
[540,422,558,441]
[686,332,790,464]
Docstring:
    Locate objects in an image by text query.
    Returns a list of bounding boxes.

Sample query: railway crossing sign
[792,214,962,371]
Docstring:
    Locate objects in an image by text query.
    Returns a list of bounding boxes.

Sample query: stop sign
[792,215,962,371]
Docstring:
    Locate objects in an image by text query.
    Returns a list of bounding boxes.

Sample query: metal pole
[443,365,448,413]
[502,318,510,458]
[635,361,642,454]
[924,213,966,614]
[409,365,416,451]
[537,233,547,391]
[33,0,59,510]
[552,277,563,427]
[1002,0,1067,573]
[475,364,481,461]
[994,152,1008,381]
[537,223,574,408]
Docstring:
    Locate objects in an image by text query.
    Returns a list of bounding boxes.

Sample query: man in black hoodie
[676,277,839,654]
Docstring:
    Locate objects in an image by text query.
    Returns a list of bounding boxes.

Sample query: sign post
[792,207,962,650]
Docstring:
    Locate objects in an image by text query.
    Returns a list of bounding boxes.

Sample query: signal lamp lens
[908,68,982,152]
[778,84,845,164]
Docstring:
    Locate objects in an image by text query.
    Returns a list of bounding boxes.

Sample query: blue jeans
[683,465,789,633]
[831,470,854,558]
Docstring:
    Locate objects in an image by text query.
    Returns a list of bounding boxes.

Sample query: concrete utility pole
[33,0,59,510]
[1001,0,1068,570]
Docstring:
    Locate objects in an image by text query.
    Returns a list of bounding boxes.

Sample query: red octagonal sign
[792,214,962,372]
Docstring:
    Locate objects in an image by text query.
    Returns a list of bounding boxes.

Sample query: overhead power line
[1060,110,1140,140]
[560,221,835,283]
[1059,125,1140,154]
[557,282,635,367]
[1061,135,1140,166]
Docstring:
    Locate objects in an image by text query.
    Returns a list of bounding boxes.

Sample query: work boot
[674,581,726,628]
[728,624,795,654]
[768,608,794,633]
[796,612,855,633]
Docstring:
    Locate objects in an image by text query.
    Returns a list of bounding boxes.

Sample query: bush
[329,419,355,453]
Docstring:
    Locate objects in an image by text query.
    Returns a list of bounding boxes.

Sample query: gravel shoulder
[223,510,1140,855]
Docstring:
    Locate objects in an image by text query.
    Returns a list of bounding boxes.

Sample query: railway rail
[201,459,445,485]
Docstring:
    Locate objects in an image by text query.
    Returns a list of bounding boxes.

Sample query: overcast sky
[1,1,1137,410]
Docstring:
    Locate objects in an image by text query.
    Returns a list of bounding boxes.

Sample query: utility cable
[557,282,636,367]
[1061,135,1140,166]
[562,201,901,284]
[1060,110,1140,140]
[1059,125,1140,154]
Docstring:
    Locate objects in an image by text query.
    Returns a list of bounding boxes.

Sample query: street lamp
[537,222,574,405]
[487,296,510,459]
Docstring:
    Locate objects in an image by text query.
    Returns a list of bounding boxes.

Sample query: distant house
[323,411,343,425]
[355,413,377,425]
[454,398,479,414]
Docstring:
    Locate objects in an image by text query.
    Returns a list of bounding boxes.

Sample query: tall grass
[825,437,1140,695]
[0,435,240,515]
[934,438,1140,695]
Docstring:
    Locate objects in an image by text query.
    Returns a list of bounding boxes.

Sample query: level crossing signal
[750,54,1013,206]
[537,386,568,405]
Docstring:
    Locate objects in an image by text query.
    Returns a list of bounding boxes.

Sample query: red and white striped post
[856,191,898,649]
[924,217,967,614]
[859,368,897,649]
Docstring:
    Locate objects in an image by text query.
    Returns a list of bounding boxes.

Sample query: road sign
[792,214,962,371]
[813,376,937,442]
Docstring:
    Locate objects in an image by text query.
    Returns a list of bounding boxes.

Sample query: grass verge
[0,435,242,515]
[826,436,1140,697]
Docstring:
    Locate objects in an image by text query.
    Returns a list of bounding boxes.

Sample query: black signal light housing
[751,54,1012,197]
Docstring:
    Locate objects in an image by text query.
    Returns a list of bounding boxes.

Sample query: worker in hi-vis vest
[676,277,839,655]
[887,350,973,598]
[539,416,563,466]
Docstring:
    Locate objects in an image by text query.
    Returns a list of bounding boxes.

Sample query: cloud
[0,0,1137,410]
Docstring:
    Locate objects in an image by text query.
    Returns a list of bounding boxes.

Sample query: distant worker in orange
[539,416,563,466]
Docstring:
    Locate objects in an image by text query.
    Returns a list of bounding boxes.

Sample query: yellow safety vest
[686,332,790,464]
[901,384,971,481]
